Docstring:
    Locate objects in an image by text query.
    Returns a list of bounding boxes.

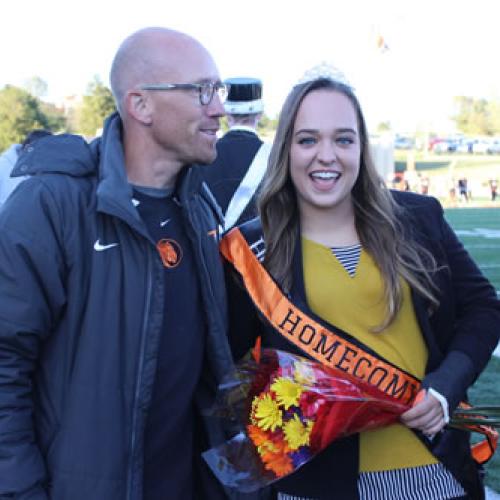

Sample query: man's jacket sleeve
[0,179,67,498]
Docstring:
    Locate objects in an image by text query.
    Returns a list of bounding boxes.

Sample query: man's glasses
[139,81,229,106]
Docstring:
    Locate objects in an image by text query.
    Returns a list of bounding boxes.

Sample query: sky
[3,0,500,134]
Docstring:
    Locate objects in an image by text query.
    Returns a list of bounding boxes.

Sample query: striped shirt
[330,243,362,276]
[277,462,466,500]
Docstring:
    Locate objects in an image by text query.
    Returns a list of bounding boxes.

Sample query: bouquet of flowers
[203,347,499,493]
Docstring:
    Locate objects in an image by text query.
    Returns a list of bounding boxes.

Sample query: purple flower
[290,447,312,467]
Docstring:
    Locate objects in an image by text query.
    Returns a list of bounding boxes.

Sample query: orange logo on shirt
[157,239,183,268]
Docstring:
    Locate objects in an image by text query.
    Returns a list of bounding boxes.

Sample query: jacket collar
[93,113,145,233]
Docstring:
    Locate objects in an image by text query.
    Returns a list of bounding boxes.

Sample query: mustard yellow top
[302,237,437,472]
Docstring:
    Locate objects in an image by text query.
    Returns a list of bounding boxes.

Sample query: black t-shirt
[133,186,205,500]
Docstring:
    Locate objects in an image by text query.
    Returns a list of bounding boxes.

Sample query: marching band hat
[224,77,263,114]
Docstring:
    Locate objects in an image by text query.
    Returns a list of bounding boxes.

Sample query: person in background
[222,77,500,499]
[448,177,457,203]
[420,175,430,195]
[458,177,468,202]
[489,178,497,201]
[0,129,52,207]
[201,77,271,231]
[0,26,240,500]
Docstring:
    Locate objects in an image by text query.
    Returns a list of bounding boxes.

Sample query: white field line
[455,229,500,238]
[494,344,500,358]
[486,486,500,499]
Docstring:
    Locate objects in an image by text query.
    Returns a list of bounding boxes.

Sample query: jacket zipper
[183,195,218,314]
[126,245,153,500]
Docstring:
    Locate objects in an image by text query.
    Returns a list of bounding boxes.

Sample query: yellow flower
[253,394,282,431]
[293,362,316,386]
[258,441,278,454]
[283,414,313,450]
[271,377,303,409]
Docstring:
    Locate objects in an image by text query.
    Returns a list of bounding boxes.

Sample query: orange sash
[221,228,420,406]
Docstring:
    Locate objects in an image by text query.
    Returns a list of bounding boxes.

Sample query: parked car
[472,140,491,154]
[487,139,500,154]
[456,139,474,154]
[432,139,457,153]
[394,136,414,150]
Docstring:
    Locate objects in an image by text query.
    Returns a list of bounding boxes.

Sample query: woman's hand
[400,389,446,437]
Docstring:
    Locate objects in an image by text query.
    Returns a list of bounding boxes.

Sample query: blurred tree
[257,113,278,136]
[76,76,116,137]
[23,76,48,99]
[487,100,500,135]
[220,116,229,134]
[40,101,68,132]
[21,76,68,132]
[452,96,495,136]
[0,85,51,152]
[219,113,277,137]
[376,121,392,132]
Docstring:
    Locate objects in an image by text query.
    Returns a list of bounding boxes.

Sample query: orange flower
[248,420,295,477]
[247,424,270,448]
[254,430,294,477]
[261,449,294,477]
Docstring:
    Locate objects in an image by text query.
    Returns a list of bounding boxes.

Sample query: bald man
[0,27,243,500]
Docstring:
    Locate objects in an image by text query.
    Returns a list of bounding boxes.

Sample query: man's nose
[206,93,226,117]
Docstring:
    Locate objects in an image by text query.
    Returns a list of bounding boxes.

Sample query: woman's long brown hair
[258,78,438,331]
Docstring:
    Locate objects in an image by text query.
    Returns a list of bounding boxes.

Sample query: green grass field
[444,207,500,491]
[445,208,500,290]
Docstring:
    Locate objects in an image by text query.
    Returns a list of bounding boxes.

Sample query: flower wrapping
[203,348,410,492]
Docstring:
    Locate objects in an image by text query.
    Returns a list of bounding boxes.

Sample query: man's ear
[125,90,153,125]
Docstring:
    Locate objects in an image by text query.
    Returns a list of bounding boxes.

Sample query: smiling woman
[219,77,500,499]
[289,88,361,234]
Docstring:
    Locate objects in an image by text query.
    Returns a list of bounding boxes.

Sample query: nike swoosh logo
[160,218,171,227]
[94,239,119,251]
